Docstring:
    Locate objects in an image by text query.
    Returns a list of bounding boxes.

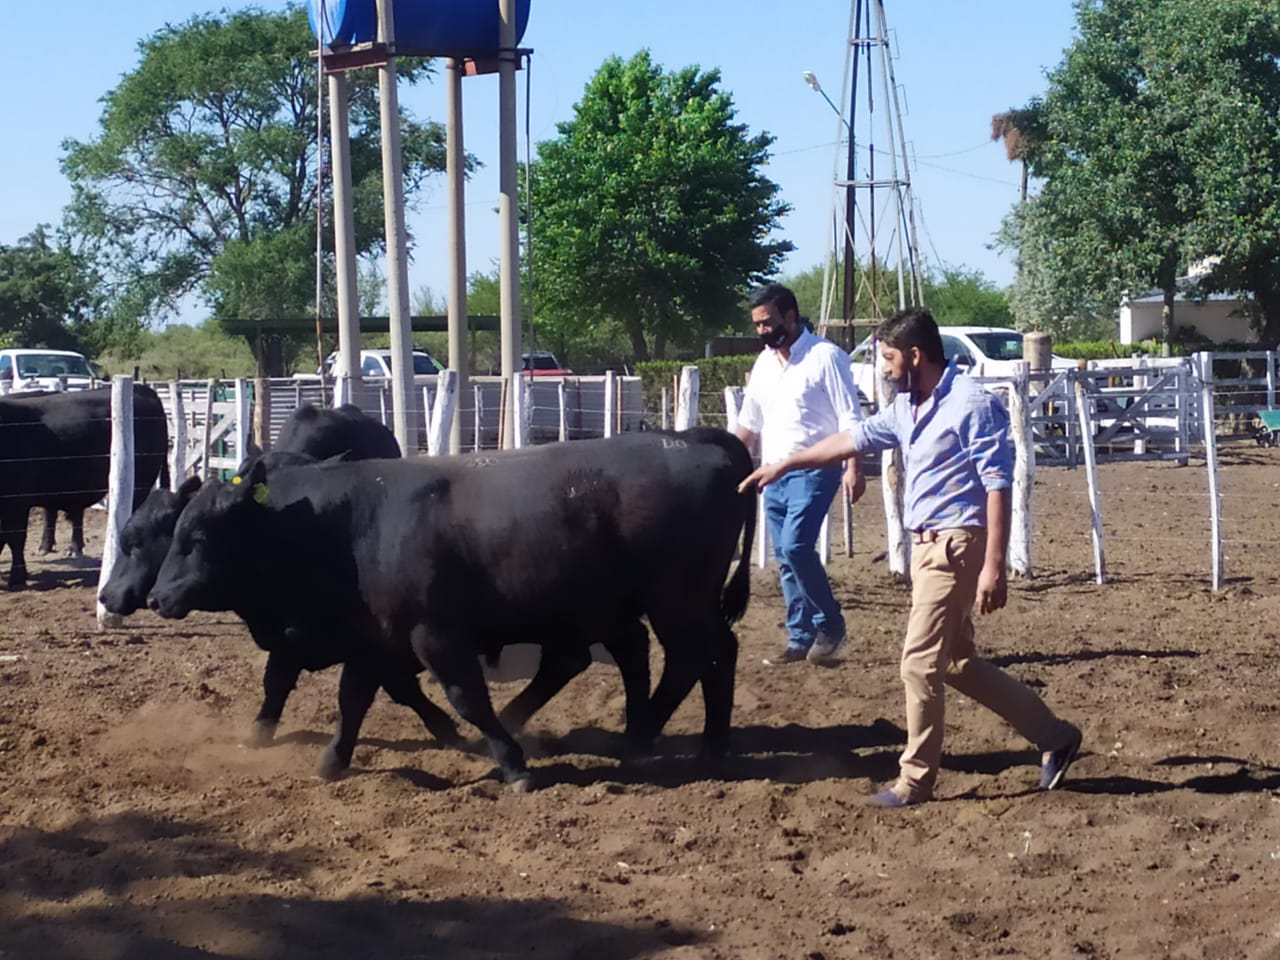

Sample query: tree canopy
[525,50,792,363]
[61,7,451,371]
[1000,0,1280,345]
[0,226,104,352]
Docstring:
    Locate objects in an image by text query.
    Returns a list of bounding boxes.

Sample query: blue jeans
[763,466,845,649]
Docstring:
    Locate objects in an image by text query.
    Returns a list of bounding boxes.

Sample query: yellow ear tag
[231,475,243,485]
[252,483,270,505]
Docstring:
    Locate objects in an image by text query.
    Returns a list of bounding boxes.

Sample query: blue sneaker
[1040,725,1083,790]
[864,785,926,807]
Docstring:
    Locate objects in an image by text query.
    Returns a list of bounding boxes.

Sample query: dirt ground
[4,448,1280,959]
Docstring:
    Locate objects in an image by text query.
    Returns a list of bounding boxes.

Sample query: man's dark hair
[876,306,945,365]
[748,283,800,321]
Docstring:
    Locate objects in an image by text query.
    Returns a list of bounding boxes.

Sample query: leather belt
[911,528,940,545]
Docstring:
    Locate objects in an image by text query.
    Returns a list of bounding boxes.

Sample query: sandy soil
[3,448,1280,959]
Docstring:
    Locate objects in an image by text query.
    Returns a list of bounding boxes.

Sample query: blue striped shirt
[849,362,1012,531]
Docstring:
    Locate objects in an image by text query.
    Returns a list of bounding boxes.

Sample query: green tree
[526,50,792,364]
[922,268,1014,328]
[1157,1,1280,342]
[61,7,451,372]
[1002,0,1280,347]
[0,226,106,352]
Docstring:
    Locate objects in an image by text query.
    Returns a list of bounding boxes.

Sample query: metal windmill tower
[814,0,925,349]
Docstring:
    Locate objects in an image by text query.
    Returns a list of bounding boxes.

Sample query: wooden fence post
[200,379,216,481]
[1008,362,1034,578]
[1074,382,1106,584]
[232,379,250,469]
[253,377,271,453]
[168,381,187,489]
[96,376,134,629]
[603,371,617,439]
[674,365,699,430]
[510,372,529,449]
[558,379,569,442]
[1198,353,1223,591]
[427,370,458,456]
[723,386,743,433]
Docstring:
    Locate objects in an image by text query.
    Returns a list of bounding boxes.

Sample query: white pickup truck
[849,326,1076,410]
[0,348,97,394]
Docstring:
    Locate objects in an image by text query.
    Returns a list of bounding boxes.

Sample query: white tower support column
[375,0,416,455]
[329,72,362,405]
[498,0,522,447]
[446,58,469,454]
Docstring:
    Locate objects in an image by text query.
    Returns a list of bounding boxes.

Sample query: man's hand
[975,561,1007,614]
[842,462,866,504]
[738,461,788,493]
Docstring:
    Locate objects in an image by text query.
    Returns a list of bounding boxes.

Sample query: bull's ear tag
[231,476,243,486]
[252,483,270,505]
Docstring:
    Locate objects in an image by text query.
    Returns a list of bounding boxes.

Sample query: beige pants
[895,527,1070,799]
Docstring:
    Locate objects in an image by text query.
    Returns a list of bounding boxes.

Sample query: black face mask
[760,325,789,349]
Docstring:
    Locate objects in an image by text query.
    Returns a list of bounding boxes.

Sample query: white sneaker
[806,628,846,664]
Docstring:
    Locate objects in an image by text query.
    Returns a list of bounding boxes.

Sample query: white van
[0,348,97,395]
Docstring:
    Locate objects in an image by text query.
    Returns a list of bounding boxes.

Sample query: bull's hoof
[65,547,84,559]
[429,723,462,747]
[36,544,54,556]
[698,739,732,763]
[6,578,26,592]
[506,771,535,794]
[315,752,349,782]
[620,734,658,761]
[244,721,278,749]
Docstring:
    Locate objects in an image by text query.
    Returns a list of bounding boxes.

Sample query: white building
[1119,288,1253,345]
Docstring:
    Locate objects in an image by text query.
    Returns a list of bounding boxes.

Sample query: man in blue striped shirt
[740,307,1081,806]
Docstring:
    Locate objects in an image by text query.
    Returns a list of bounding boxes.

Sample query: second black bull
[148,428,757,790]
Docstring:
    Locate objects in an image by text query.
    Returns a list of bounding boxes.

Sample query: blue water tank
[308,0,531,53]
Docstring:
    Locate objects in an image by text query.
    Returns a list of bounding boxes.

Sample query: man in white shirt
[735,283,863,665]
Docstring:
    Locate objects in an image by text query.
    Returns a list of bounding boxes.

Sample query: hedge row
[1054,339,1262,360]
[634,356,757,427]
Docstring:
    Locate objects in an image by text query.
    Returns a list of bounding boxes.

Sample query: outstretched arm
[738,431,858,492]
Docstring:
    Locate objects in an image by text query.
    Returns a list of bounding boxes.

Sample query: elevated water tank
[309,0,530,53]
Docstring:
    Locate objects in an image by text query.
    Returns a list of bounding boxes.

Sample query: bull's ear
[177,475,203,504]
[246,457,269,488]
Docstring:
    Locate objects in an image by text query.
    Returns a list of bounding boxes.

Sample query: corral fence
[149,372,652,480]
[59,351,1280,624]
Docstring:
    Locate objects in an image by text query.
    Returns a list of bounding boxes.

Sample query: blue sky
[0,1,1079,325]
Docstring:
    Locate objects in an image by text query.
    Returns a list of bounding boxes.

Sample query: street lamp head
[803,70,822,93]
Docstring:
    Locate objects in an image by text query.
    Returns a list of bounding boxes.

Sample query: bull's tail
[721,486,756,625]
[158,458,171,493]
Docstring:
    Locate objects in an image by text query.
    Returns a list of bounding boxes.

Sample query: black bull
[0,384,169,589]
[149,428,756,790]
[97,404,463,760]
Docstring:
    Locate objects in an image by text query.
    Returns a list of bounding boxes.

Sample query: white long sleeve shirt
[737,330,862,465]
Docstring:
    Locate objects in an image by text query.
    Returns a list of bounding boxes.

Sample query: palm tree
[990,106,1041,202]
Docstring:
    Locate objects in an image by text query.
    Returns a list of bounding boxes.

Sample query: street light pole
[804,71,858,349]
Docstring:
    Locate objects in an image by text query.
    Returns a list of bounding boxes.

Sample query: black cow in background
[96,404,463,754]
[274,403,401,460]
[149,428,756,791]
[0,384,169,589]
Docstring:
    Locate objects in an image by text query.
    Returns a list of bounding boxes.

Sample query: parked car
[294,349,444,380]
[0,348,97,394]
[849,326,1076,410]
[522,351,572,376]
